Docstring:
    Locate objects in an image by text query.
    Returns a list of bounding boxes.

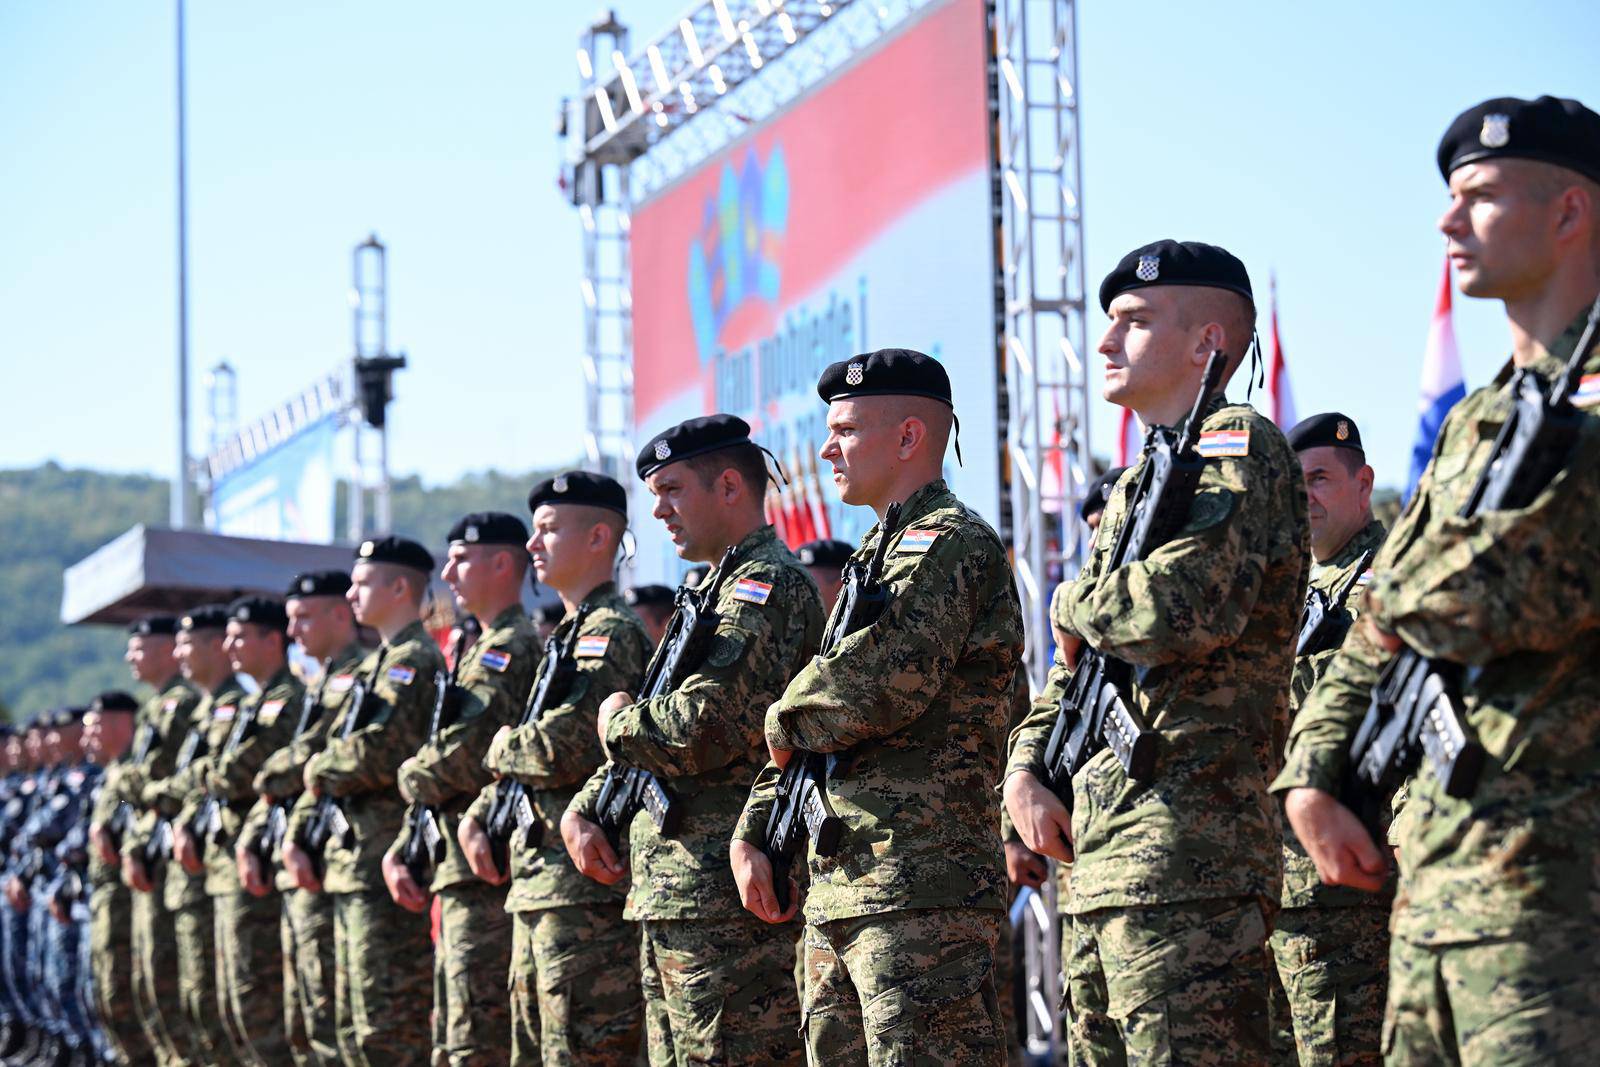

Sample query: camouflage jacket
[395,604,541,893]
[287,620,444,895]
[1273,305,1600,945]
[103,675,201,819]
[570,525,823,921]
[240,641,368,892]
[1009,396,1308,913]
[467,582,649,913]
[1280,518,1391,911]
[177,665,306,896]
[734,479,1025,922]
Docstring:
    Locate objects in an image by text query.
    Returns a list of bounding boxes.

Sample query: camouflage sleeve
[398,652,537,808]
[464,782,495,827]
[764,529,984,753]
[1269,624,1387,796]
[142,751,212,818]
[252,740,312,800]
[731,760,783,846]
[1003,655,1070,782]
[207,700,302,803]
[237,795,272,844]
[89,766,126,826]
[308,670,438,798]
[1060,432,1283,667]
[488,619,646,790]
[285,788,317,840]
[564,762,612,823]
[604,578,807,779]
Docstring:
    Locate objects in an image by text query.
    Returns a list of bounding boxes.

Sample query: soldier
[562,414,823,1067]
[794,539,853,615]
[1005,241,1309,1066]
[382,512,540,1066]
[623,585,674,650]
[1266,414,1390,1067]
[459,471,649,1065]
[129,606,244,1066]
[2,716,48,1063]
[282,537,442,1067]
[106,616,202,1067]
[1277,95,1600,1064]
[80,689,153,1067]
[236,571,366,1067]
[0,722,22,1060]
[729,349,1025,1065]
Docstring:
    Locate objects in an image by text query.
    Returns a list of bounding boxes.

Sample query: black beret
[447,511,530,548]
[536,602,567,626]
[1099,240,1254,313]
[528,471,628,517]
[1288,412,1365,456]
[682,564,711,590]
[0,723,12,739]
[180,604,230,632]
[1437,95,1600,187]
[128,615,179,637]
[637,414,755,480]
[287,570,351,600]
[89,691,139,715]
[817,348,952,406]
[355,536,435,574]
[1079,467,1128,522]
[228,596,288,631]
[796,539,854,568]
[625,584,674,609]
[56,707,88,727]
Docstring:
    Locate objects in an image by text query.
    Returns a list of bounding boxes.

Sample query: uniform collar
[891,478,953,531]
[486,603,529,633]
[1324,517,1386,571]
[256,664,297,695]
[1493,299,1600,387]
[385,618,430,649]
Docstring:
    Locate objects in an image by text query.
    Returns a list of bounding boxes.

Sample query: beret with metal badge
[528,470,628,517]
[1099,239,1254,313]
[1287,412,1365,455]
[355,536,435,574]
[1437,95,1600,187]
[636,414,756,481]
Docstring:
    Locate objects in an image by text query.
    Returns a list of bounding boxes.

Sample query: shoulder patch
[1180,488,1238,535]
[731,578,773,605]
[328,674,355,693]
[706,632,747,669]
[898,529,940,553]
[1573,373,1600,409]
[1196,429,1251,458]
[213,704,237,722]
[387,665,417,685]
[480,649,511,673]
[258,700,286,725]
[575,635,611,659]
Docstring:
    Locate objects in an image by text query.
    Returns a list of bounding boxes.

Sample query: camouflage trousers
[173,897,225,1065]
[333,889,433,1067]
[213,889,287,1066]
[130,889,188,1067]
[509,904,642,1066]
[91,885,155,1065]
[640,913,803,1066]
[1267,905,1388,1067]
[282,887,338,1067]
[1067,896,1271,1067]
[803,906,1006,1067]
[1383,924,1600,1066]
[432,881,512,1067]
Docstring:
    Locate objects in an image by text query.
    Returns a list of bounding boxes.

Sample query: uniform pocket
[862,942,998,1064]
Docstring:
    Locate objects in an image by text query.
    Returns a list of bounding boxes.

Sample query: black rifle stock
[1296,548,1378,658]
[595,547,740,850]
[760,502,902,912]
[1040,351,1229,805]
[106,722,161,853]
[189,698,265,859]
[248,685,329,869]
[482,604,593,879]
[141,725,210,872]
[399,632,471,886]
[300,677,383,879]
[1340,295,1600,833]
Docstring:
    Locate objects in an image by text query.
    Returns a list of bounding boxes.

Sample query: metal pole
[172,0,191,528]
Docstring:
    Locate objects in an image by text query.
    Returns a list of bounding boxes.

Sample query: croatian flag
[1265,275,1297,429]
[1114,406,1143,466]
[1407,257,1467,499]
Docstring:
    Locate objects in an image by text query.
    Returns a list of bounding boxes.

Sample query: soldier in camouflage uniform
[460,471,649,1065]
[237,571,367,1067]
[127,606,246,1066]
[731,350,1024,1066]
[283,537,443,1067]
[564,415,823,1067]
[107,616,201,1067]
[382,512,540,1066]
[1277,95,1600,1066]
[1266,414,1391,1067]
[1007,241,1309,1066]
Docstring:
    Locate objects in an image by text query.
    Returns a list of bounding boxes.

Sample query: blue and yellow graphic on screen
[687,145,789,362]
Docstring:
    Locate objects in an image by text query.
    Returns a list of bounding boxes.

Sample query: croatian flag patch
[387,665,417,685]
[259,700,285,724]
[576,635,611,659]
[1573,374,1600,408]
[328,674,355,693]
[1354,570,1374,590]
[732,578,773,605]
[213,704,236,722]
[898,529,939,553]
[1196,430,1251,458]
[481,649,511,673]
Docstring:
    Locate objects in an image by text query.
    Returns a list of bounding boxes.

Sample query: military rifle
[1296,547,1378,658]
[299,675,383,880]
[1040,350,1228,805]
[1341,294,1600,833]
[248,685,325,869]
[397,631,472,886]
[189,697,264,860]
[106,718,161,852]
[141,725,210,872]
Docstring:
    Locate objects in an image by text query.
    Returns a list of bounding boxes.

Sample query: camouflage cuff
[1268,745,1342,797]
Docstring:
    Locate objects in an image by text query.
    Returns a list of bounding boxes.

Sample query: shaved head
[1175,288,1257,380]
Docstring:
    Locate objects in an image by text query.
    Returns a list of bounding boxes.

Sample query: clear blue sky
[2,1,1595,491]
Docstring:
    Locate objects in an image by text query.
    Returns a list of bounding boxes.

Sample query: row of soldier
[3,90,1599,1067]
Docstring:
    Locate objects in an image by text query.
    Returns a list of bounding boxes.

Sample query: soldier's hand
[729,840,799,925]
[1364,616,1403,654]
[560,811,626,886]
[281,841,321,893]
[122,854,153,894]
[236,844,271,897]
[1052,623,1082,666]
[90,822,118,867]
[3,878,23,910]
[458,816,507,886]
[596,692,633,743]
[382,852,430,913]
[1004,840,1049,889]
[1003,770,1074,863]
[49,897,68,924]
[767,740,793,770]
[173,826,204,875]
[1284,787,1388,893]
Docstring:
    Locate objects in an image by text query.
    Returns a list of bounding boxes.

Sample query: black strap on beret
[1438,95,1600,187]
